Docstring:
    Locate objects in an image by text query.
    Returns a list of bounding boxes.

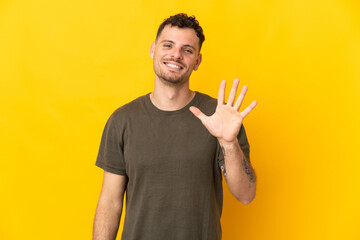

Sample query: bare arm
[93,171,127,240]
[219,139,256,204]
[190,78,257,204]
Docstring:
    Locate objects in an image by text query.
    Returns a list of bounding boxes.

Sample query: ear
[193,53,202,71]
[150,42,155,59]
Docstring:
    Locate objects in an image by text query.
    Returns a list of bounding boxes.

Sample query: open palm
[190,78,257,143]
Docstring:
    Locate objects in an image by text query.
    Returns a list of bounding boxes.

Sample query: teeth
[166,63,181,69]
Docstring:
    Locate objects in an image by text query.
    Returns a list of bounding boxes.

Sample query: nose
[170,47,183,60]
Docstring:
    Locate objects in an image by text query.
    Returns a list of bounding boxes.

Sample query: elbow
[239,197,254,205]
[229,179,257,204]
[234,190,256,205]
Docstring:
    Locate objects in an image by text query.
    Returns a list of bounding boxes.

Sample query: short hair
[156,13,205,51]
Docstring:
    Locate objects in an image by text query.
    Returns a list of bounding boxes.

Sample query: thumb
[189,106,209,125]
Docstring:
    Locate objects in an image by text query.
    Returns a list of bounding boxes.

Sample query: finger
[189,106,209,125]
[217,80,226,105]
[234,85,248,111]
[227,78,240,107]
[240,100,258,118]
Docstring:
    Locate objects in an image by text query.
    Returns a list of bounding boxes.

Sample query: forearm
[93,196,123,240]
[219,139,256,204]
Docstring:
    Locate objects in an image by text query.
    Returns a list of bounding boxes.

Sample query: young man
[93,13,257,240]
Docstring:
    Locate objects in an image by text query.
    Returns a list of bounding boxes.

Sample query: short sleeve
[95,112,127,176]
[217,124,250,168]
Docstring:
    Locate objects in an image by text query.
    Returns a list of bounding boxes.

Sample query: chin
[160,76,188,87]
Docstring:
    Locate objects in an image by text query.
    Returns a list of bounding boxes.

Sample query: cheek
[188,59,198,68]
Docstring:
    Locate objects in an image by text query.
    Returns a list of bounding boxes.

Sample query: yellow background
[1,0,359,239]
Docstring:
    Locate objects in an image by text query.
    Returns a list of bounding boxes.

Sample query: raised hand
[189,78,257,144]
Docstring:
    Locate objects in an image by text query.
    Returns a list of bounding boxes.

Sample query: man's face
[150,25,202,86]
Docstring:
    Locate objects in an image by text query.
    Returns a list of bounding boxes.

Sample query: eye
[163,44,171,48]
[184,49,193,54]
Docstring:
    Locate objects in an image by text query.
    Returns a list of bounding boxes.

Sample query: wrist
[217,138,239,149]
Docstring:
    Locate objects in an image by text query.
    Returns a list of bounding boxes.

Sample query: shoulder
[113,94,149,115]
[108,94,149,124]
[194,92,218,115]
[196,91,217,102]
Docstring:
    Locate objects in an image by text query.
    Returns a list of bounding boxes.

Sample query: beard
[153,58,192,87]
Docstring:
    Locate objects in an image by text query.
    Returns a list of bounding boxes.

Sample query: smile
[163,61,184,70]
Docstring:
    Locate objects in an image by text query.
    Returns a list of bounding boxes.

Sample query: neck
[150,78,195,111]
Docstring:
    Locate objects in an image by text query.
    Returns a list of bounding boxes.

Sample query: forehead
[157,25,200,50]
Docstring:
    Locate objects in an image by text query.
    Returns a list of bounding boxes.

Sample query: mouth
[163,61,184,71]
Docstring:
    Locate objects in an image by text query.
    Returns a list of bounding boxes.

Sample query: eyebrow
[160,40,196,51]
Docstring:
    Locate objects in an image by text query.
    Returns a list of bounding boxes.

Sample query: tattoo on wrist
[220,146,227,179]
[243,157,256,183]
[220,164,227,179]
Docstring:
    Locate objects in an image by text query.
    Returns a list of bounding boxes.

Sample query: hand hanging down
[189,78,257,144]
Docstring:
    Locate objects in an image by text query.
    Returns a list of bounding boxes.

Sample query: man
[93,13,257,240]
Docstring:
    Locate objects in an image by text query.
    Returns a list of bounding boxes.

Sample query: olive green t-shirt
[96,92,250,240]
